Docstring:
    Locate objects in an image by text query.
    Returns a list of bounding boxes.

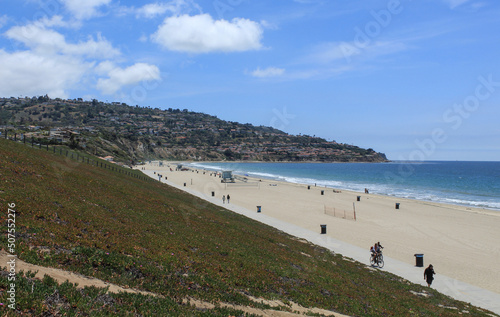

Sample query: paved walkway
[146,172,500,315]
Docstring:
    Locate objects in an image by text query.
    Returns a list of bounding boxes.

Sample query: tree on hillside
[69,133,79,149]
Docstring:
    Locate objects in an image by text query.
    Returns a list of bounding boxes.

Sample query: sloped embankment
[0,138,496,316]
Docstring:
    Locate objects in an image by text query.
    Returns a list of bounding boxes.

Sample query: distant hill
[0,96,388,164]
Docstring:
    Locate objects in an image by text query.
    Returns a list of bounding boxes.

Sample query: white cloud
[5,23,120,59]
[94,60,115,75]
[251,67,285,78]
[135,0,201,18]
[96,63,161,95]
[0,50,89,98]
[136,3,172,18]
[36,15,68,28]
[61,0,112,20]
[152,14,263,53]
[117,0,201,19]
[0,17,159,98]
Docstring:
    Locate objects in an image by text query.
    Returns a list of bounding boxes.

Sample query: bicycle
[370,252,384,268]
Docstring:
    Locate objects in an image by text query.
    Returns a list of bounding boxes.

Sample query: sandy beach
[138,161,500,296]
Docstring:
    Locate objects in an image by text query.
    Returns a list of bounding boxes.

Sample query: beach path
[0,250,348,317]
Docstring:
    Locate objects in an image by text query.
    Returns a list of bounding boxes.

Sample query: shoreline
[162,159,391,164]
[238,172,500,219]
[138,160,500,296]
[183,160,500,213]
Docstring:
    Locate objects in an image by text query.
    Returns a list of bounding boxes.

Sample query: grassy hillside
[0,138,495,316]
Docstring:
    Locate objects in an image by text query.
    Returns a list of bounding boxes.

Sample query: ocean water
[189,161,500,211]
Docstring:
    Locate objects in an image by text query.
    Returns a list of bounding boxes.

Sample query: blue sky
[1,0,499,161]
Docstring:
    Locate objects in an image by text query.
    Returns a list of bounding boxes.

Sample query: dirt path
[1,250,348,317]
[0,250,155,297]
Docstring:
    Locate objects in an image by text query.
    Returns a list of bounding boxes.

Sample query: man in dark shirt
[424,264,436,287]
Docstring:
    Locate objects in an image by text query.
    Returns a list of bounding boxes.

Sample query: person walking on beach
[424,264,435,287]
[227,194,230,204]
[222,195,226,204]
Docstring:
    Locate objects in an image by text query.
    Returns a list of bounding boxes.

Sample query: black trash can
[395,203,400,209]
[414,254,424,267]
[257,206,261,213]
[320,224,327,234]
[357,196,361,201]
[321,190,324,195]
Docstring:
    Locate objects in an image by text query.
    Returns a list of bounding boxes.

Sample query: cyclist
[371,242,383,262]
[370,245,376,260]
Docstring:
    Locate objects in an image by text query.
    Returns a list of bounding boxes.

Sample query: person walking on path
[424,264,436,287]
[227,194,230,204]
[222,195,226,204]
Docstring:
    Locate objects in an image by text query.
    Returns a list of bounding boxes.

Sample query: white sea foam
[189,162,500,211]
[245,171,283,179]
[188,162,225,171]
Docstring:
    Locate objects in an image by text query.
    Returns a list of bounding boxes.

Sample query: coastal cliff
[0,96,388,164]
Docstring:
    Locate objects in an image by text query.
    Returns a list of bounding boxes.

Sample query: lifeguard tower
[221,170,234,183]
